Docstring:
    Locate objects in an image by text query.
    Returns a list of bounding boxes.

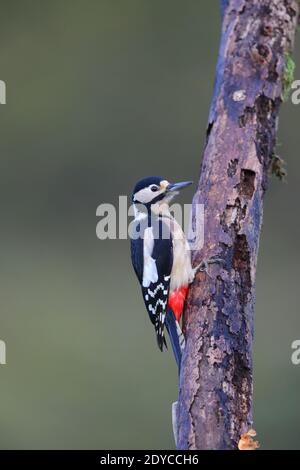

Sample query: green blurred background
[0,0,299,450]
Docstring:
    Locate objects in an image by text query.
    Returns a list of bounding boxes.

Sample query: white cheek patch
[134,188,152,204]
[134,187,165,204]
[142,227,158,287]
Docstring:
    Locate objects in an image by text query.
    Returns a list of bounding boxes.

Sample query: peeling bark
[177,0,299,450]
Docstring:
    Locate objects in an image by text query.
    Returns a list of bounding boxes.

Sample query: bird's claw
[194,255,224,277]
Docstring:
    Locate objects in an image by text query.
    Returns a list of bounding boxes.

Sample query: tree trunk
[177,0,299,450]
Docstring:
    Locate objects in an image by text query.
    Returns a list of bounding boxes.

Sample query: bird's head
[132,176,192,212]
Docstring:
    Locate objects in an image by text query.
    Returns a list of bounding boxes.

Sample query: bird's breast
[169,219,193,292]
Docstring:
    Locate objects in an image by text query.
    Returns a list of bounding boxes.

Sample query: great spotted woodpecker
[130,176,218,370]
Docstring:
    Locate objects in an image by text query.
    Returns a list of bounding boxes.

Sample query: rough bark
[177,0,299,450]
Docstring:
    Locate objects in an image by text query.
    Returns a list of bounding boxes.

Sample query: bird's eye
[150,185,159,192]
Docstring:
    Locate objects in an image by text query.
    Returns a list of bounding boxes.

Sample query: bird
[130,176,221,371]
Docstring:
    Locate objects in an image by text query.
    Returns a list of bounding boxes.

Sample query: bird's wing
[130,217,173,351]
[142,221,173,351]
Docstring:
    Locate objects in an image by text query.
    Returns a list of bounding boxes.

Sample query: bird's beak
[166,181,193,192]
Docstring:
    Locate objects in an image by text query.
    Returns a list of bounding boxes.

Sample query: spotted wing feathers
[130,218,173,351]
[142,274,171,351]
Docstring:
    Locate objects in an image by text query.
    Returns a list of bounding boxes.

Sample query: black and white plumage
[130,176,194,370]
[131,215,173,351]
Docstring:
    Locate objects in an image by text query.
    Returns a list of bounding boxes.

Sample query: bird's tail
[165,308,185,372]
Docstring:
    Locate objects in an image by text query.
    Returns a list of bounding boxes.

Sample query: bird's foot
[193,255,224,278]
